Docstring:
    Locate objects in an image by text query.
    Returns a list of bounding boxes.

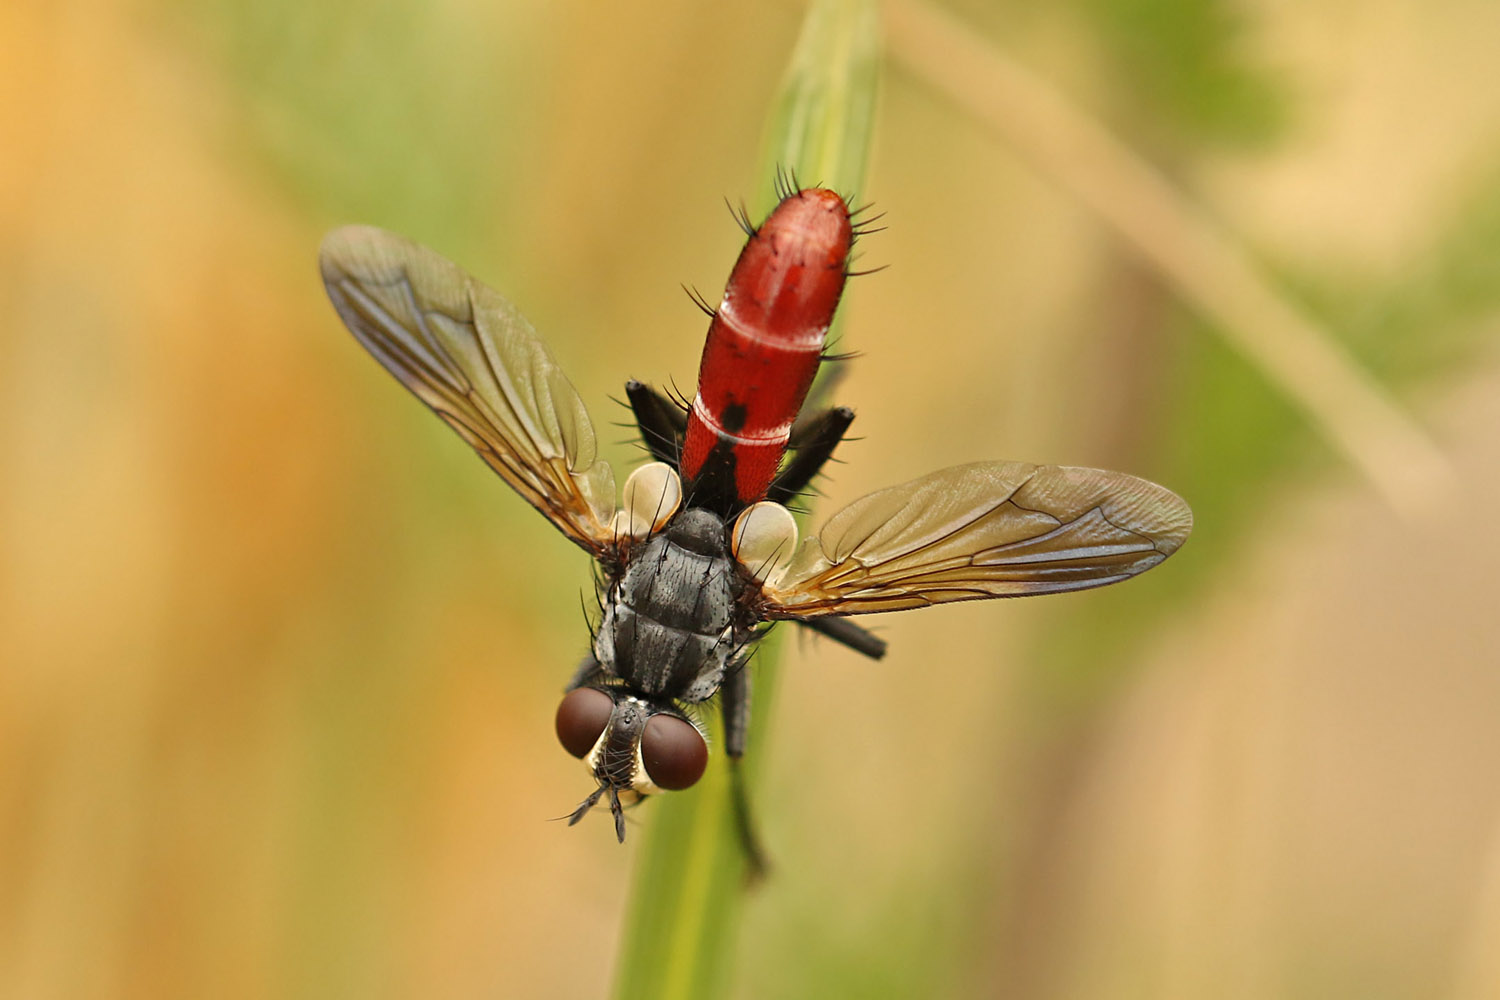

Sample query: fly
[319,178,1193,862]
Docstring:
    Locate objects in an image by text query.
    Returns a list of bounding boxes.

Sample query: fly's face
[554,687,707,840]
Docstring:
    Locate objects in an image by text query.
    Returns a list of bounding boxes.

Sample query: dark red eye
[555,688,612,758]
[641,715,707,790]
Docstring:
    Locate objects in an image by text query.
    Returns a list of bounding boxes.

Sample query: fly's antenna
[564,784,606,827]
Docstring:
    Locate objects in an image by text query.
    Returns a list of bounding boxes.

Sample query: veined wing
[763,461,1191,616]
[320,226,616,553]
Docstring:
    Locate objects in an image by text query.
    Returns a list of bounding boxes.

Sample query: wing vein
[764,461,1192,617]
[320,225,616,555]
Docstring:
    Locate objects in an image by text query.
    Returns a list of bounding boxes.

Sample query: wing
[763,461,1192,617]
[320,226,616,553]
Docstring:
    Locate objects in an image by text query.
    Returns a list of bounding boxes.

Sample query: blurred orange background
[4,1,1500,997]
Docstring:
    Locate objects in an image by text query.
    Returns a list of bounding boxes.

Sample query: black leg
[767,406,854,506]
[720,660,769,880]
[729,759,768,882]
[625,380,687,468]
[720,655,752,759]
[771,408,884,660]
[794,616,887,659]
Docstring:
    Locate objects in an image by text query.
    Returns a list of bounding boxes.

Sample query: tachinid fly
[319,179,1193,857]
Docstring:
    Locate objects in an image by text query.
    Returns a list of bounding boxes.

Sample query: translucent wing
[763,461,1192,617]
[320,226,616,553]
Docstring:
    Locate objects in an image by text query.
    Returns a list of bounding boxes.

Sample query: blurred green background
[5,1,1500,997]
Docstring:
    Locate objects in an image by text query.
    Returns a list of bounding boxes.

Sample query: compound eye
[641,715,708,790]
[555,688,612,759]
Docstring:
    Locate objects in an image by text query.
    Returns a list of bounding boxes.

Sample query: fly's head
[554,687,707,841]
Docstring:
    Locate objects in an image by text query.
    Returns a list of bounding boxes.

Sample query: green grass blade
[610,2,880,998]
[753,0,881,211]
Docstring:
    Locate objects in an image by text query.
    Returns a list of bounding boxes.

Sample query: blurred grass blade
[753,0,880,212]
[885,0,1454,518]
[610,2,879,999]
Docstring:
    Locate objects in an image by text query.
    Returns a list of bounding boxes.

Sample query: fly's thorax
[663,507,727,555]
[555,687,707,795]
[593,507,742,700]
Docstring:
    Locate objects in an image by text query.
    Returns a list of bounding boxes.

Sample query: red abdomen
[680,188,853,505]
